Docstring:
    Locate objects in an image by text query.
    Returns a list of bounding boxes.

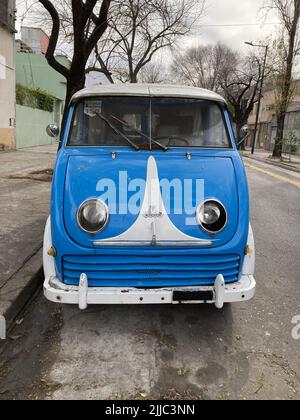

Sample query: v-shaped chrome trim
[94,156,212,247]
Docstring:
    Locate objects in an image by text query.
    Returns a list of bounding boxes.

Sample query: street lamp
[244,42,269,155]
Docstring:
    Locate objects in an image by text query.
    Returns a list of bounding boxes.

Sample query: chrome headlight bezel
[196,199,227,235]
[77,198,109,235]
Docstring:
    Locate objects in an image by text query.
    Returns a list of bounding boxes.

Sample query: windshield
[68,96,231,149]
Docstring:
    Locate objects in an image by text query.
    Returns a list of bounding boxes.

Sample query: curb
[0,247,43,338]
[242,154,300,174]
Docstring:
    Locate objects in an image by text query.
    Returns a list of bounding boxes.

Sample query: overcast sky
[16,0,279,53]
[187,0,279,53]
[16,0,284,79]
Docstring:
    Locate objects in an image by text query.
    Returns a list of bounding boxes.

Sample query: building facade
[17,28,69,126]
[15,27,70,148]
[0,0,16,150]
[247,82,300,155]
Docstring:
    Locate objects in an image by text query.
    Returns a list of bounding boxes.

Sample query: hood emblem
[143,206,163,219]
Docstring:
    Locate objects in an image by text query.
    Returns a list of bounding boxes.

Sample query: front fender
[242,224,255,275]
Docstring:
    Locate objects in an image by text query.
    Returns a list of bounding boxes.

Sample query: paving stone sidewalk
[242,148,300,173]
[0,144,57,326]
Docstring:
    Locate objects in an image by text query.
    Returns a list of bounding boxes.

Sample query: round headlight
[196,200,227,234]
[77,199,109,234]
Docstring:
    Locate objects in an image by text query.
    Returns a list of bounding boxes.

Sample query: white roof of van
[71,84,226,104]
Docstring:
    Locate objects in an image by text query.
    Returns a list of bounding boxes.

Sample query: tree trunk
[272,0,300,158]
[130,73,138,83]
[105,72,115,84]
[233,106,248,151]
[239,141,246,151]
[273,113,285,158]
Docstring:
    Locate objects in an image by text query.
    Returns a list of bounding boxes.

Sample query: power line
[194,22,279,28]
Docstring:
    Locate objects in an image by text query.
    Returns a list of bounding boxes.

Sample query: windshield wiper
[155,135,190,146]
[95,112,140,151]
[110,115,168,152]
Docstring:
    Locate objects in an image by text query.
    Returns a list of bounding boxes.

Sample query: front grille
[62,249,241,288]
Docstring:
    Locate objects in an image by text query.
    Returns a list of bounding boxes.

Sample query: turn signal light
[48,247,57,257]
[244,245,252,255]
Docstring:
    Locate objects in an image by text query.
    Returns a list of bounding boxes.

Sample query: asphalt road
[0,158,299,400]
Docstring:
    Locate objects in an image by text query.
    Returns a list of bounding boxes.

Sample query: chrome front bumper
[44,274,256,310]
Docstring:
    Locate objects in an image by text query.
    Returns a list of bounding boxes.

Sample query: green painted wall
[15,49,69,148]
[16,105,56,149]
[16,50,68,100]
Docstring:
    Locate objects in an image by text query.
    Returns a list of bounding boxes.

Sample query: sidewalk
[241,148,300,173]
[0,144,57,331]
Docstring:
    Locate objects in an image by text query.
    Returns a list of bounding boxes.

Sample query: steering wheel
[156,136,191,147]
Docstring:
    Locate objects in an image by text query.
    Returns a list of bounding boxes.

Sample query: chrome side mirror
[46,124,60,138]
[240,125,249,139]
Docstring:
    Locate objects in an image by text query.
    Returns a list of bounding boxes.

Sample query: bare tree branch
[171,43,264,146]
[95,0,205,83]
[38,0,70,79]
[86,0,111,55]
[36,0,112,139]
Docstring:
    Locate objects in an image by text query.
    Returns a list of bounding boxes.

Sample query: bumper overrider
[43,218,256,310]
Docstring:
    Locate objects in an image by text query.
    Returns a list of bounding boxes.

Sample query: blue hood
[63,151,240,249]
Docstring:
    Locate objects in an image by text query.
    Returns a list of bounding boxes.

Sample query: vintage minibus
[43,84,255,310]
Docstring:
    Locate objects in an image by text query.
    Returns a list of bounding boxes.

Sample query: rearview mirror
[46,124,60,138]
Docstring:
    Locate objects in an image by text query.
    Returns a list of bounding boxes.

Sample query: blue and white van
[43,84,255,309]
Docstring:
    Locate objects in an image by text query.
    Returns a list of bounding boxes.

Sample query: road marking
[245,162,300,189]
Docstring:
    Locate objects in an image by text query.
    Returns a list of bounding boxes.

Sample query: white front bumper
[44,274,256,310]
